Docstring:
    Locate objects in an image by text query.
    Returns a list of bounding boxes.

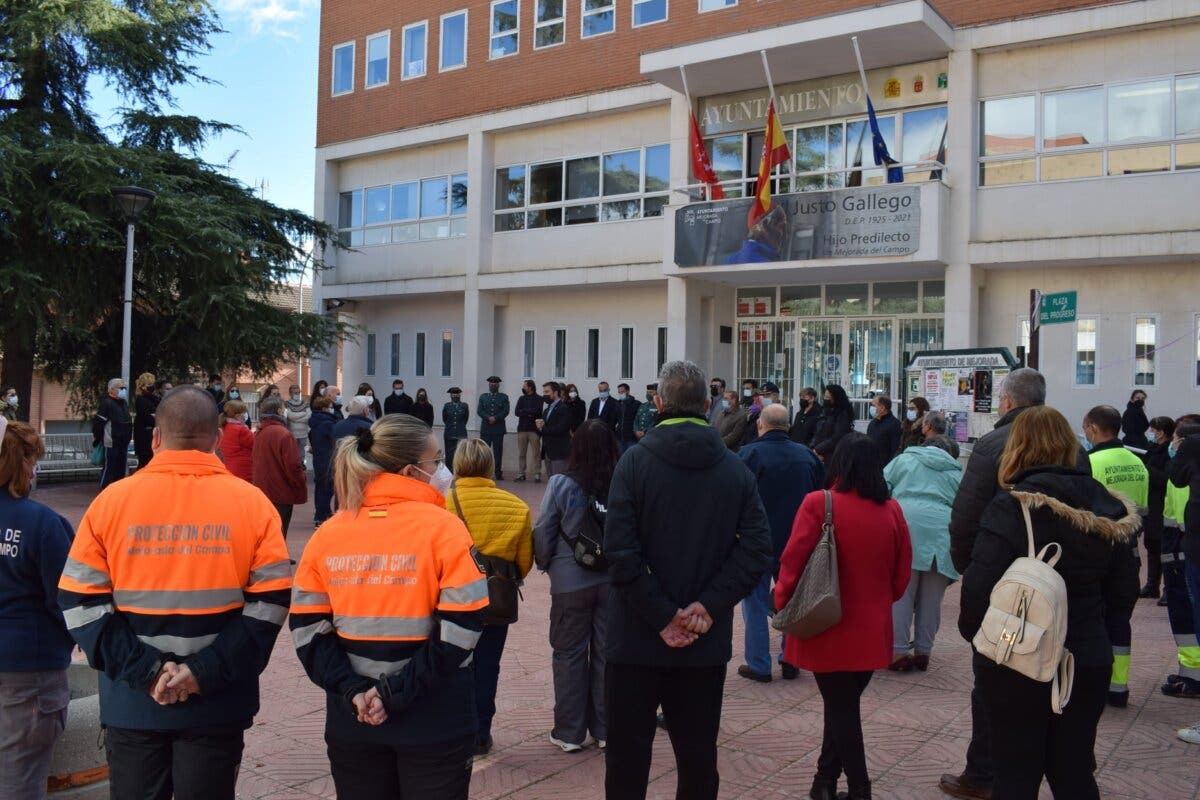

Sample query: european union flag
[867,96,904,184]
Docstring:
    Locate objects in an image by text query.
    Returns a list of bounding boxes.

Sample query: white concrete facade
[312,0,1200,462]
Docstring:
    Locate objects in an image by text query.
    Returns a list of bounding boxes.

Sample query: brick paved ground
[36,477,1200,799]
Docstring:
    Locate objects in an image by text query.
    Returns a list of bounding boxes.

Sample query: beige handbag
[772,490,841,639]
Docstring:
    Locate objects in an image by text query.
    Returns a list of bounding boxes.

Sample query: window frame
[390,332,401,376]
[581,0,615,38]
[441,330,453,378]
[439,10,469,72]
[522,329,536,380]
[698,0,735,11]
[587,327,600,379]
[1132,313,1159,387]
[619,326,635,381]
[490,0,521,60]
[1073,316,1098,387]
[414,331,427,378]
[339,171,469,245]
[656,325,668,375]
[631,0,668,28]
[554,328,568,380]
[365,332,377,377]
[364,31,390,89]
[534,0,566,50]
[331,41,356,97]
[401,20,429,80]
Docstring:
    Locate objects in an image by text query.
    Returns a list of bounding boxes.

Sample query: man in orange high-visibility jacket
[59,386,291,800]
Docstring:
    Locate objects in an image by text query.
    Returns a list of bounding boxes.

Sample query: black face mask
[1133,399,1145,407]
[710,386,720,397]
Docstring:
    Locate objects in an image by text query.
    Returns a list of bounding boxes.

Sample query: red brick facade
[317,0,1116,147]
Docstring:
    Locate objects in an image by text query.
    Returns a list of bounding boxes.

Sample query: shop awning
[640,0,954,97]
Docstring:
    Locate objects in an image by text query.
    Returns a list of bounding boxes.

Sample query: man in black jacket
[941,367,1045,800]
[93,378,133,489]
[586,381,620,432]
[615,382,639,453]
[382,379,413,416]
[514,379,544,482]
[537,382,572,476]
[604,360,771,800]
[867,395,902,466]
[788,386,821,446]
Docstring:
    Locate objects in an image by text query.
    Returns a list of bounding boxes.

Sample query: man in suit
[383,379,413,416]
[586,381,620,432]
[615,382,640,454]
[537,381,572,476]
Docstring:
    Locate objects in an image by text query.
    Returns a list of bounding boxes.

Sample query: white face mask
[906,409,917,421]
[569,391,578,399]
[6,395,17,407]
[394,389,404,396]
[761,397,773,407]
[415,463,454,494]
[291,394,301,402]
[743,388,753,397]
[617,392,627,400]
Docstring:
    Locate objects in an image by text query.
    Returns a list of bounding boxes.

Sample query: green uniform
[442,400,469,466]
[477,389,510,478]
[633,399,657,437]
[1088,439,1149,696]
[1162,482,1200,682]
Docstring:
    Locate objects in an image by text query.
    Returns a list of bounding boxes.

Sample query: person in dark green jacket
[442,388,469,467]
[477,377,510,480]
[633,384,658,441]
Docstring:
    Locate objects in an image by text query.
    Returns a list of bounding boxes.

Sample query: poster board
[905,349,1019,443]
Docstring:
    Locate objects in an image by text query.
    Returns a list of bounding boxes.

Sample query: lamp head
[112,186,156,223]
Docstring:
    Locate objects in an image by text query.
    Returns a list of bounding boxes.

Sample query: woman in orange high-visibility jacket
[290,414,488,799]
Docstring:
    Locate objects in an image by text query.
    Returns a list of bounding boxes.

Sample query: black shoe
[474,735,493,756]
[1107,689,1129,708]
[781,663,800,680]
[655,712,667,730]
[1158,594,1169,607]
[938,772,992,799]
[809,775,838,800]
[737,664,772,683]
[1140,585,1160,599]
[514,475,526,482]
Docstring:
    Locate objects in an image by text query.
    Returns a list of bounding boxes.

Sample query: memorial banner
[674,185,920,267]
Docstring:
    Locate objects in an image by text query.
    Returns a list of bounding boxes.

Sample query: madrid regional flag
[747,99,790,229]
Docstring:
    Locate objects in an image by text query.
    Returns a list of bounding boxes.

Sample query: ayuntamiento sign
[674,185,920,268]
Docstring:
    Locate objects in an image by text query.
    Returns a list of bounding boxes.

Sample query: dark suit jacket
[541,400,572,461]
[587,396,620,430]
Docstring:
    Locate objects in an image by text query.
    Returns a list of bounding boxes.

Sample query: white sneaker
[596,739,606,750]
[1179,724,1200,744]
[549,735,584,753]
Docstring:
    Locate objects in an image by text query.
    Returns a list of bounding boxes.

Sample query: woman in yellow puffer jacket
[445,438,533,756]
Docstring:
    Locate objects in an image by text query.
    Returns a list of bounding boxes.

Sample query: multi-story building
[311,0,1200,458]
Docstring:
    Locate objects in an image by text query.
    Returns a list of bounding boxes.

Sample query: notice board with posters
[904,349,1019,443]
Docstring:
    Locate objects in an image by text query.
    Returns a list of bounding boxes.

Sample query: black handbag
[451,486,521,626]
[559,493,609,572]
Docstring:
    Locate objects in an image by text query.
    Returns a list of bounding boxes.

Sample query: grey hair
[924,435,960,460]
[345,395,371,416]
[259,395,284,416]
[108,378,124,392]
[657,360,708,416]
[924,410,949,435]
[999,367,1046,408]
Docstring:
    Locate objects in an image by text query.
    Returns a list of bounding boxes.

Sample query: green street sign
[1039,291,1077,325]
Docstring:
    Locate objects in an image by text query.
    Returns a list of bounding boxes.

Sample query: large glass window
[699,0,735,9]
[364,186,390,225]
[1043,88,1103,149]
[535,0,565,48]
[1135,316,1157,386]
[402,22,427,79]
[780,286,821,316]
[981,95,1035,156]
[414,332,426,377]
[632,0,667,26]
[656,327,668,375]
[1075,318,1096,385]
[530,161,564,205]
[901,106,948,182]
[365,32,389,88]
[523,330,536,378]
[1179,75,1200,136]
[554,329,567,379]
[1109,80,1171,142]
[620,327,634,380]
[391,182,418,221]
[339,173,467,245]
[332,42,354,95]
[582,0,614,37]
[603,150,640,195]
[872,282,918,314]
[337,189,363,246]
[366,333,377,376]
[922,280,945,313]
[825,284,868,316]
[491,0,519,58]
[421,177,448,218]
[390,333,401,376]
[441,331,453,377]
[587,328,600,378]
[440,11,468,71]
[846,115,896,185]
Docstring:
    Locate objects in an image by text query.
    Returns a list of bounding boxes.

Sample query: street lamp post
[112,186,156,395]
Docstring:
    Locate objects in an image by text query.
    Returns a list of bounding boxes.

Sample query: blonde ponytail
[333,414,431,512]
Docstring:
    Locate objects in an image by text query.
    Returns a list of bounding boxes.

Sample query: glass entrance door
[847,319,894,420]
[795,320,843,392]
[737,320,797,402]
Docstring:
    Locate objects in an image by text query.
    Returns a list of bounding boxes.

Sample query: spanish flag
[747,99,790,228]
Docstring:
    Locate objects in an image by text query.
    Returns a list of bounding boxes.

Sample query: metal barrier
[37,434,138,483]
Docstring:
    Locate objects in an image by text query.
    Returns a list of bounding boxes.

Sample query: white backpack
[973,500,1075,713]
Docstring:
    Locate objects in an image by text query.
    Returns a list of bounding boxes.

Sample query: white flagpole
[679,65,692,107]
[850,35,870,109]
[680,66,707,199]
[758,50,779,110]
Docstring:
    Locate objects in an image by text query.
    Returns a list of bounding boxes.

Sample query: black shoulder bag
[451,485,521,626]
[559,492,609,572]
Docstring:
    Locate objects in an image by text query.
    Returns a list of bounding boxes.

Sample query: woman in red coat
[775,432,912,800]
[218,399,255,482]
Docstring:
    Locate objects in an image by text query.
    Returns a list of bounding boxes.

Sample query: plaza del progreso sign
[674,184,921,267]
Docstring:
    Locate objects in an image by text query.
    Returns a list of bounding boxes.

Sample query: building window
[699,0,735,9]
[440,10,468,71]
[535,0,565,48]
[922,280,945,313]
[366,333,377,376]
[1018,318,1030,359]
[523,330,536,378]
[365,32,389,88]
[587,328,600,378]
[402,21,427,79]
[494,145,670,231]
[872,282,918,315]
[441,330,453,377]
[656,326,668,375]
[490,0,519,59]
[390,333,401,376]
[338,173,468,246]
[980,73,1200,185]
[620,327,634,380]
[581,0,614,37]
[632,0,667,27]
[415,331,426,377]
[1134,316,1157,386]
[1195,315,1200,387]
[1075,318,1097,385]
[554,329,567,379]
[332,42,354,96]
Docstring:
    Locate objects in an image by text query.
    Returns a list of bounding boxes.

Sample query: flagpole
[680,66,706,200]
[850,35,870,110]
[758,50,779,110]
[679,65,692,107]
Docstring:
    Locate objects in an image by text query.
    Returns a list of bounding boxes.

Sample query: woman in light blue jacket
[883,435,962,671]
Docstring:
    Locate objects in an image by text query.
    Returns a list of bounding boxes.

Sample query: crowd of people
[0,362,1197,800]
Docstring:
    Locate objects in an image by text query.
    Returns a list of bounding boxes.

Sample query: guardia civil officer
[477,376,510,481]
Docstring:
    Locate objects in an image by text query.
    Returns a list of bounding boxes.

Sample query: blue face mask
[1168,442,1178,459]
[869,405,879,418]
[117,388,128,401]
[1082,438,1094,452]
[761,397,773,407]
[720,399,731,410]
[599,391,610,400]
[906,409,917,422]
[335,394,343,405]
[229,390,240,400]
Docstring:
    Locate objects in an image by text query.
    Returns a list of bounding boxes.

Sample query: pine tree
[0,0,342,419]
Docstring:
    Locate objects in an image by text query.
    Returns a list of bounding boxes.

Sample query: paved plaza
[38,477,1200,800]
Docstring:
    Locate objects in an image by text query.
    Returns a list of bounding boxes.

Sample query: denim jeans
[741,574,785,675]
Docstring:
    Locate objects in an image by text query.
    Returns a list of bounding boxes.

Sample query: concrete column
[942,46,981,348]
[666,276,717,369]
[461,127,496,430]
[309,155,341,385]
